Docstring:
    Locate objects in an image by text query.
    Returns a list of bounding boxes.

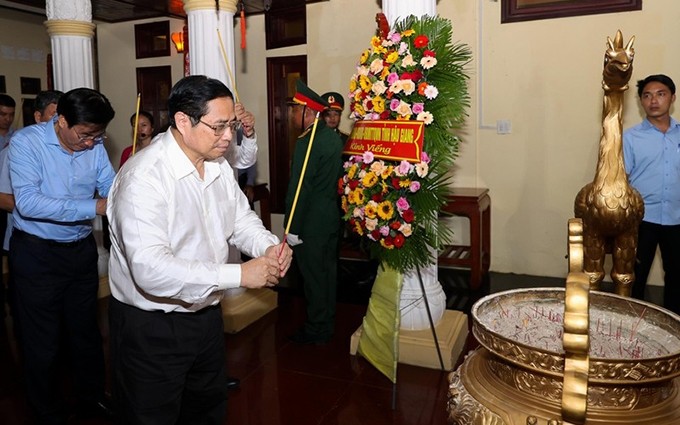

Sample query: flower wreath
[339,15,471,273]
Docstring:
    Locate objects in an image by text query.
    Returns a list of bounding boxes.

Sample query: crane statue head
[602,30,635,92]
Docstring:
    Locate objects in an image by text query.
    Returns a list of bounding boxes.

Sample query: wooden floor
[0,259,664,425]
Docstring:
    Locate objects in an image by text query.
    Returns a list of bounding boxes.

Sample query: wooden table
[438,188,491,290]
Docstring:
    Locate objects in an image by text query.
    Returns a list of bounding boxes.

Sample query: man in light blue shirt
[623,74,680,314]
[9,88,116,423]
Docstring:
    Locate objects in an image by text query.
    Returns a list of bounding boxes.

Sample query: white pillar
[382,0,446,331]
[44,0,96,91]
[383,0,436,25]
[183,0,238,95]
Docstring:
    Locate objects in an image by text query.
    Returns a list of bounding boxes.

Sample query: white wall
[0,9,51,127]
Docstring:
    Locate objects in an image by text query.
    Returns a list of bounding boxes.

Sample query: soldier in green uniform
[322,91,349,148]
[285,81,343,345]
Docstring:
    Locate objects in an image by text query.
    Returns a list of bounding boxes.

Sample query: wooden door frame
[266,55,307,214]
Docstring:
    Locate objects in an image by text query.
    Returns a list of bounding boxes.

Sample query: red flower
[410,70,423,82]
[391,177,401,189]
[393,233,405,248]
[371,193,383,202]
[414,35,429,48]
[365,100,373,110]
[417,82,428,95]
[349,180,359,190]
[400,71,413,81]
[384,236,394,246]
[390,221,401,230]
[402,209,415,223]
[371,230,381,240]
[379,110,391,120]
[423,49,436,57]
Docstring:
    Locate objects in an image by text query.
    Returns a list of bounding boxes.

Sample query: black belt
[13,228,90,248]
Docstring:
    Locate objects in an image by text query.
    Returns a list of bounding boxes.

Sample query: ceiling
[0,0,323,23]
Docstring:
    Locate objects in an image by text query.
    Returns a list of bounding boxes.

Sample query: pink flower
[389,31,401,43]
[397,160,412,176]
[409,181,421,192]
[387,72,400,85]
[389,98,401,111]
[396,197,410,211]
[420,151,430,163]
[380,226,390,236]
[412,103,425,115]
[362,151,374,164]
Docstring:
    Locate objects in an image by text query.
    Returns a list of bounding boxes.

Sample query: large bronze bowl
[473,288,680,385]
[448,288,680,424]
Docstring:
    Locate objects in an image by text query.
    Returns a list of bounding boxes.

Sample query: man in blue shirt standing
[623,74,680,314]
[9,88,116,424]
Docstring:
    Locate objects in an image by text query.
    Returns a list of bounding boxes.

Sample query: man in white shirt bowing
[107,75,292,425]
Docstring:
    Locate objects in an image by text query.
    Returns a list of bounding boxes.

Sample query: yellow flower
[380,165,393,180]
[354,220,364,236]
[401,29,415,37]
[349,79,357,92]
[352,189,366,205]
[347,164,358,179]
[373,96,385,113]
[365,201,378,219]
[359,75,372,92]
[354,104,366,116]
[385,51,400,64]
[380,67,390,80]
[341,196,349,213]
[378,201,395,220]
[371,36,381,48]
[381,180,389,194]
[396,114,412,121]
[360,49,370,64]
[399,179,411,188]
[362,172,378,188]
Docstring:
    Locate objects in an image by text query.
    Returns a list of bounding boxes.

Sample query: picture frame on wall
[134,21,171,59]
[501,0,642,23]
[20,77,41,95]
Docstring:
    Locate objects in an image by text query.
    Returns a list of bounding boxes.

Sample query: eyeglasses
[198,119,242,136]
[73,128,107,144]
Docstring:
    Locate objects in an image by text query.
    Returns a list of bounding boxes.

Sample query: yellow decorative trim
[44,19,95,37]
[183,0,237,13]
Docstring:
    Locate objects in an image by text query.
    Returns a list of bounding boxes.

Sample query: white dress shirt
[107,130,278,312]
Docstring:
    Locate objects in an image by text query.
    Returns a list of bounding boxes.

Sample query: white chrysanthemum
[423,85,439,100]
[420,56,437,69]
[416,111,434,125]
[415,162,429,178]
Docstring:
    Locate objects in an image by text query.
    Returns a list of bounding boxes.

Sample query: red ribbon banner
[343,120,424,163]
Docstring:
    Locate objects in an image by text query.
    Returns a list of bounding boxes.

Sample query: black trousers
[293,233,339,338]
[109,297,227,425]
[10,230,104,425]
[632,221,680,315]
